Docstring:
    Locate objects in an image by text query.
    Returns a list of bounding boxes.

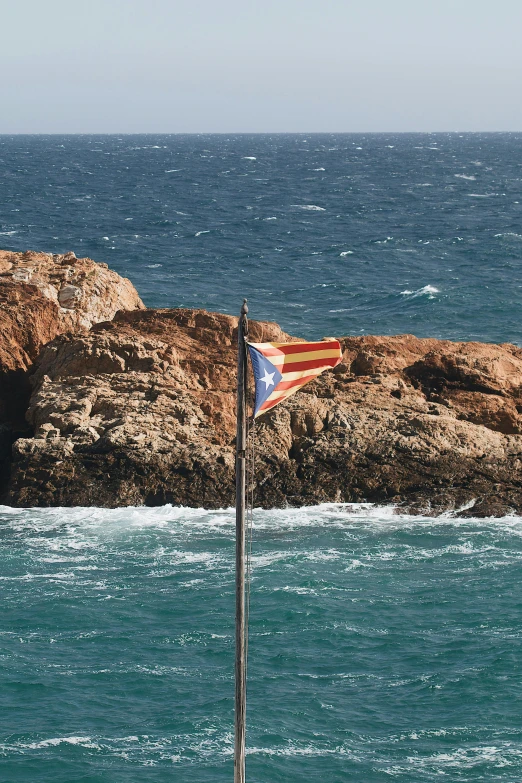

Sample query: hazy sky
[2,0,522,133]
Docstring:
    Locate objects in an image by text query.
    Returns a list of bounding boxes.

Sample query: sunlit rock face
[6,303,522,517]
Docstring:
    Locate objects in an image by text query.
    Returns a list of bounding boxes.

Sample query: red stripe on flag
[274,374,317,391]
[254,346,284,357]
[259,394,287,412]
[270,342,340,356]
[256,341,340,358]
[280,357,340,373]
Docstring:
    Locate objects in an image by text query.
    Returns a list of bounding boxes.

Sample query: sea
[1,134,522,781]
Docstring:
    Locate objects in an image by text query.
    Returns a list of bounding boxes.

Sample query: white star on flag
[261,368,276,389]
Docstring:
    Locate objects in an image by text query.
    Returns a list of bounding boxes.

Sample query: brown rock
[0,249,144,332]
[6,316,522,516]
[0,249,144,492]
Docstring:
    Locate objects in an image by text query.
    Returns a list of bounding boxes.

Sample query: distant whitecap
[455,174,476,181]
[339,251,354,256]
[291,205,326,211]
[401,285,440,299]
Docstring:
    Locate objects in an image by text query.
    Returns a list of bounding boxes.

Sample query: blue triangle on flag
[247,345,283,416]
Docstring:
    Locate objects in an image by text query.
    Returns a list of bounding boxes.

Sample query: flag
[247,339,342,418]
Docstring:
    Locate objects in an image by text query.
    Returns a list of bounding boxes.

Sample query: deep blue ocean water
[0,133,521,343]
[1,135,522,781]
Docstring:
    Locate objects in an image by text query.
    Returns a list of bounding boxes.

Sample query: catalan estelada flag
[247,340,342,418]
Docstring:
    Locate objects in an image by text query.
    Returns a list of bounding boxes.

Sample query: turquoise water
[2,504,522,782]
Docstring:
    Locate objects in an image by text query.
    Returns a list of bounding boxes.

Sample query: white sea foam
[400,284,439,299]
[247,742,355,757]
[339,251,353,256]
[455,174,476,180]
[146,264,162,268]
[25,736,98,749]
[291,204,326,211]
[0,230,17,235]
[195,230,210,237]
[2,502,521,538]
[242,157,256,160]
[313,167,326,171]
[165,169,181,173]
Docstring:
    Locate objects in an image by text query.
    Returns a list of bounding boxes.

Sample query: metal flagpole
[234,299,248,783]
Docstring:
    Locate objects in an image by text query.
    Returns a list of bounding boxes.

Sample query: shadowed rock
[0,250,145,492]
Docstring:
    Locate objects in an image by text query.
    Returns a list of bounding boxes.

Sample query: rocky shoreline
[1,250,522,516]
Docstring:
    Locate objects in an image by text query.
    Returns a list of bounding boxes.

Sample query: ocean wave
[4,730,520,773]
[455,173,476,180]
[290,204,326,211]
[2,502,522,538]
[468,192,504,198]
[400,284,440,299]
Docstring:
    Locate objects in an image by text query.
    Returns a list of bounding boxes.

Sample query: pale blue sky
[2,0,521,132]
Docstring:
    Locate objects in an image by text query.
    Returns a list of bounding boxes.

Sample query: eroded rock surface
[0,250,144,335]
[6,309,522,516]
[0,250,144,490]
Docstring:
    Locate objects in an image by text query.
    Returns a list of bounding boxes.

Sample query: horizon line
[1,130,522,136]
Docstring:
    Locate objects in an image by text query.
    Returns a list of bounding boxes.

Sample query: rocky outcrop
[6,309,522,516]
[0,250,144,335]
[0,250,144,492]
